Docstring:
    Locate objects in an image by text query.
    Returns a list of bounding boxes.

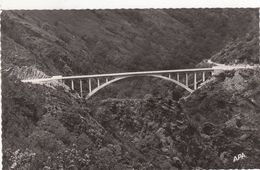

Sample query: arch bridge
[22,68,220,99]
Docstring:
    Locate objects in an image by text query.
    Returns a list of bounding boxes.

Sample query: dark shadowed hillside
[2,9,258,75]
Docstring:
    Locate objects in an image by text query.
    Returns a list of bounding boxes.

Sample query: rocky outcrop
[8,65,49,80]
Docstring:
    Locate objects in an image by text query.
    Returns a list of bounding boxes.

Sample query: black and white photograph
[1,2,260,169]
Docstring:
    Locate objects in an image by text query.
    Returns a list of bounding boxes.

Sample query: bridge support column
[202,72,205,82]
[185,73,188,86]
[80,80,83,98]
[89,79,92,93]
[97,78,100,87]
[168,74,171,79]
[71,80,74,90]
[194,73,197,90]
[106,78,108,83]
[177,73,179,82]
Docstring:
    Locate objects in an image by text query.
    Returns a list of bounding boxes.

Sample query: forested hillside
[2,9,260,169]
[2,9,257,73]
[2,9,259,99]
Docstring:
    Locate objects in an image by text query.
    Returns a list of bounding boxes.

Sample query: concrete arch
[86,75,193,99]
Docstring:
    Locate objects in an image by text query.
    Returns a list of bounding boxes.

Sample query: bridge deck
[22,64,258,83]
[22,68,215,82]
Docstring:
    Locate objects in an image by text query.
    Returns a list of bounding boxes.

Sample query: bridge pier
[71,80,74,90]
[202,72,205,82]
[185,73,188,86]
[89,79,92,93]
[80,80,83,97]
[194,72,197,90]
[97,78,100,87]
